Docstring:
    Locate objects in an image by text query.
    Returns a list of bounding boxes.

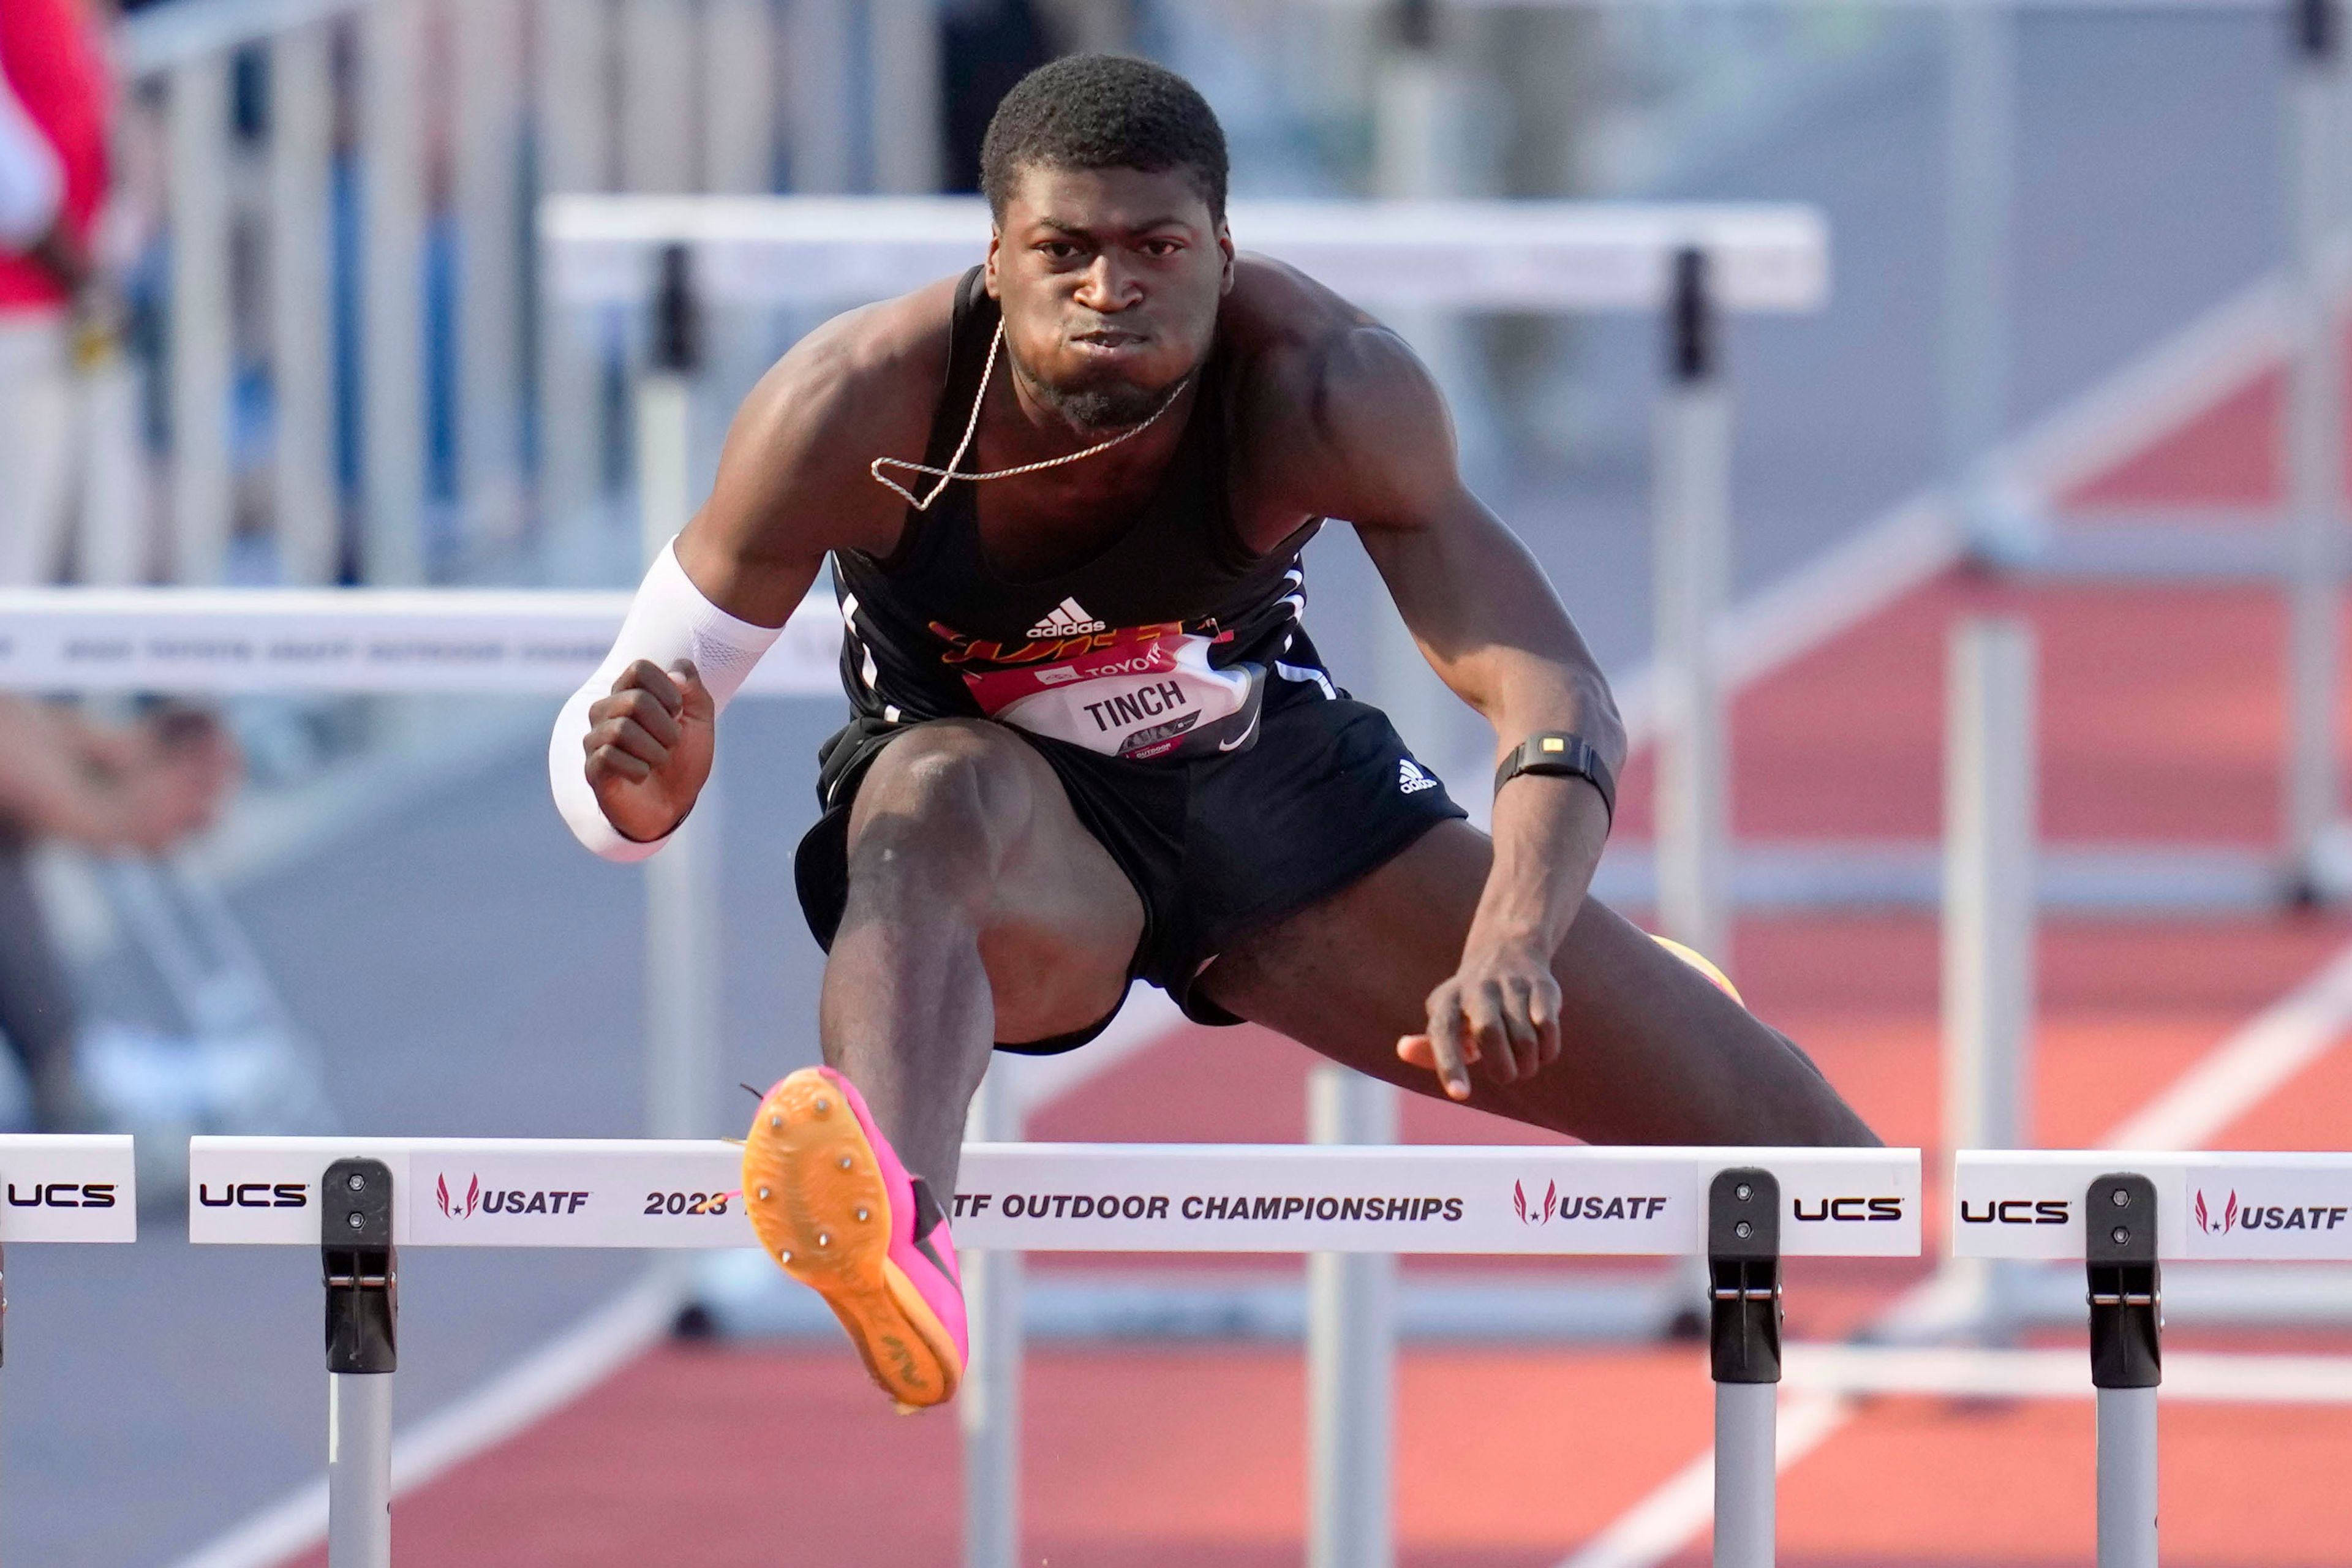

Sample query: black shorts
[793,671,1467,1052]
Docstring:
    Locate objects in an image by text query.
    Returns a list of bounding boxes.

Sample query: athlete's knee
[846,722,1036,889]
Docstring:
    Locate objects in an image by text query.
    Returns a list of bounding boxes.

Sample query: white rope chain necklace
[868,320,1193,512]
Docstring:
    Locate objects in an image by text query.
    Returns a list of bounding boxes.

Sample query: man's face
[986,164,1234,431]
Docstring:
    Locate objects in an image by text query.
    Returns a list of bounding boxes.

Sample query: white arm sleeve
[550,539,784,862]
[0,68,62,252]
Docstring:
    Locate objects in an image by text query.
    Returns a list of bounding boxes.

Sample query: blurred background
[4,0,2351,1562]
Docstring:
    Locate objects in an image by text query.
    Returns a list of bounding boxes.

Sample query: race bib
[960,628,1264,761]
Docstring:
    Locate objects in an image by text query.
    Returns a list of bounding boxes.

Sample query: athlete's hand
[1398,938,1562,1101]
[584,659,715,843]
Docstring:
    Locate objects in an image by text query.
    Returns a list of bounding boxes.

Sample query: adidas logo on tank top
[1027,597,1108,639]
[1398,759,1438,795]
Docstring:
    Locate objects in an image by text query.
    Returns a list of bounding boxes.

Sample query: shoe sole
[741,1069,962,1411]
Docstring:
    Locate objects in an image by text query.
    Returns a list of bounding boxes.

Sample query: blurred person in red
[0,698,236,1128]
[0,0,119,586]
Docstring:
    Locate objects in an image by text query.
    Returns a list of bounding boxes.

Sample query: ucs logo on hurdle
[197,1182,307,1208]
[1792,1196,1905,1223]
[6,1182,118,1209]
[1958,1197,2071,1226]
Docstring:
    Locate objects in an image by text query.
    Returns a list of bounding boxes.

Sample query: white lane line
[2000,230,2352,510]
[1558,1392,1849,1568]
[2103,938,2352,1152]
[168,1272,683,1568]
[2004,274,2289,506]
[1553,930,2352,1568]
[1608,491,1960,757]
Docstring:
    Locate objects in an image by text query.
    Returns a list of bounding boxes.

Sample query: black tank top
[831,268,1325,763]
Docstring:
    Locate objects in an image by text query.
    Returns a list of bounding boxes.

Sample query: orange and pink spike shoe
[741,1066,969,1410]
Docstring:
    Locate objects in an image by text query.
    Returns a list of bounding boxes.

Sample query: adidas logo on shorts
[1027,597,1108,639]
[1397,758,1438,795]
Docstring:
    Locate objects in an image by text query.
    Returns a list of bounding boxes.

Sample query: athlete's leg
[1198,820,1877,1147]
[820,718,1143,1191]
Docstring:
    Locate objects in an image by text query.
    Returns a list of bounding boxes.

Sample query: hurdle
[190,1136,1917,1567]
[1953,1148,2352,1566]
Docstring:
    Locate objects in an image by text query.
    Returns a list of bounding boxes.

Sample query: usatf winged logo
[436,1173,481,1220]
[2194,1188,2239,1235]
[1513,1180,1559,1226]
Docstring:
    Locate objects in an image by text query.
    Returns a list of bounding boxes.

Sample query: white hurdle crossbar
[192,1137,1918,1567]
[541,195,1828,315]
[1954,1148,2352,1568]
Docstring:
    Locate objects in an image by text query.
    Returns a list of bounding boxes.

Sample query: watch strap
[1493,733,1616,824]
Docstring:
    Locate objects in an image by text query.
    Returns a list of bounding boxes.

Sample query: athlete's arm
[1267,311,1624,1100]
[552,286,949,857]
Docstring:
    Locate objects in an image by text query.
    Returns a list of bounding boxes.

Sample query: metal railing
[113,0,949,590]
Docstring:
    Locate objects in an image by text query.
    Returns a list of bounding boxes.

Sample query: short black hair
[979,55,1229,224]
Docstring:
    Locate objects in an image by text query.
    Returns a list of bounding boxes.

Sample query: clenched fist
[584,660,715,843]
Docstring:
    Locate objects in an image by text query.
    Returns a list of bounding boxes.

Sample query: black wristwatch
[1493,733,1616,825]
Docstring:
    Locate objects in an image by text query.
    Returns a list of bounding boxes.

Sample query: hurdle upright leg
[1654,244,1733,974]
[330,1371,394,1567]
[2088,1174,2160,1568]
[1308,1067,1397,1568]
[1709,1169,1781,1568]
[2283,0,2346,889]
[322,1159,398,1568]
[962,1068,1023,1568]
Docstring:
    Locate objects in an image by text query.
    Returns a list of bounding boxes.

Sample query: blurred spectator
[0,0,120,585]
[0,698,235,1128]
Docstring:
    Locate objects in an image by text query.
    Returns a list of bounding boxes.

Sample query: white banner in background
[190,1138,1920,1258]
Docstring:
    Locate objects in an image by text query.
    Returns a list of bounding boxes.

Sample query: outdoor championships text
[951,1191,1468,1224]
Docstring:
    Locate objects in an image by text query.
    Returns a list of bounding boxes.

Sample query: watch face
[1501,737,1614,819]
